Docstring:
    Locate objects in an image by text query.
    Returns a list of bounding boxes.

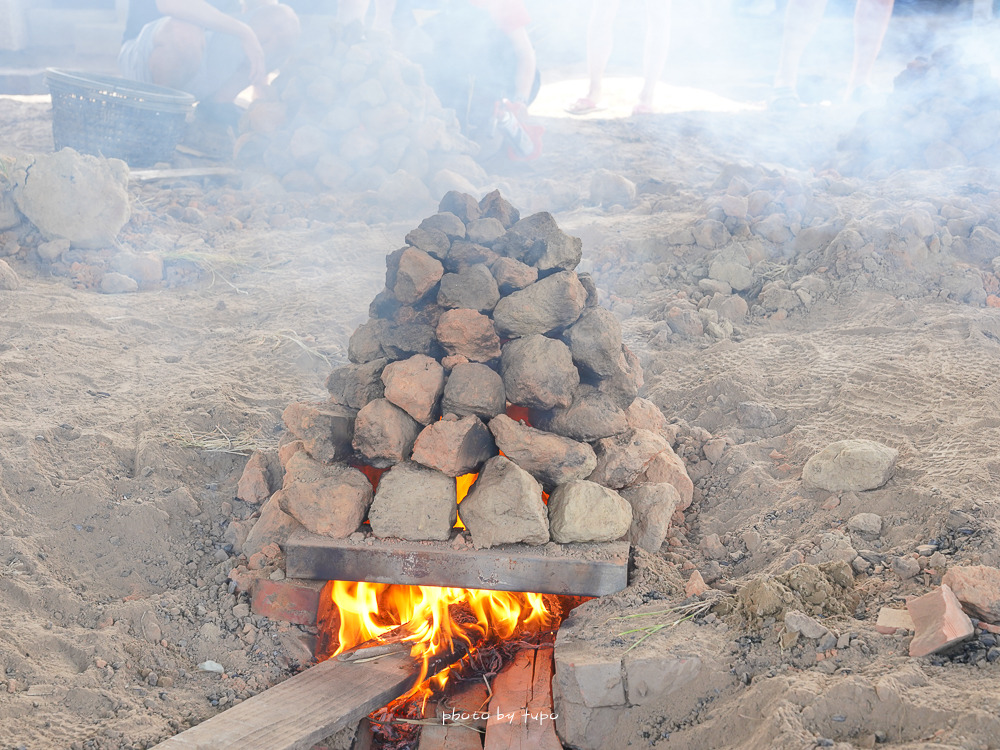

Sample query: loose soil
[3,13,1000,749]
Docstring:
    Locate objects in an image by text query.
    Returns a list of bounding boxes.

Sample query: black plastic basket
[45,68,196,167]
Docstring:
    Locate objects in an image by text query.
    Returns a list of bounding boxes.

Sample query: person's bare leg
[846,0,894,97]
[148,19,205,90]
[773,0,827,91]
[638,0,671,108]
[583,0,621,105]
[208,2,299,104]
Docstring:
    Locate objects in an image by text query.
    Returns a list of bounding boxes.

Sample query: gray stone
[380,322,438,360]
[489,414,597,489]
[404,227,450,259]
[410,415,496,477]
[0,192,20,230]
[10,148,130,248]
[597,344,644,410]
[277,453,372,539]
[493,212,582,273]
[624,398,668,435]
[0,259,20,290]
[441,362,505,420]
[443,240,498,273]
[548,480,632,543]
[589,429,670,489]
[281,401,356,463]
[802,439,897,492]
[564,307,625,379]
[438,191,481,223]
[693,219,731,249]
[589,169,636,207]
[112,251,163,284]
[493,271,587,338]
[783,610,829,639]
[459,456,549,548]
[418,211,466,239]
[348,318,389,364]
[532,385,628,442]
[390,247,444,304]
[478,189,520,228]
[501,334,579,410]
[326,359,387,410]
[847,513,883,536]
[236,449,281,505]
[490,256,537,294]
[708,258,753,291]
[352,398,421,467]
[638,448,693,509]
[381,354,445,424]
[892,555,921,580]
[621,483,680,553]
[368,462,456,541]
[436,308,501,362]
[736,401,778,428]
[467,217,505,245]
[242,495,302,555]
[99,272,139,294]
[436,263,500,312]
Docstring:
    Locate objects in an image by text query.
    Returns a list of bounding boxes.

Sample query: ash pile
[836,45,1000,176]
[236,24,486,205]
[239,191,693,555]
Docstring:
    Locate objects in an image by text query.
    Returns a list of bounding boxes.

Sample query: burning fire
[327,581,557,700]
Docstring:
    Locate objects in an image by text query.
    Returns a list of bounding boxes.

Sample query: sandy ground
[3,8,1000,749]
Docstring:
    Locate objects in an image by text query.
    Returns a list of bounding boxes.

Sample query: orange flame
[328,581,555,701]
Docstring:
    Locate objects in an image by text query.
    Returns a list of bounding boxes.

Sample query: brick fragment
[251,578,330,627]
[907,584,974,657]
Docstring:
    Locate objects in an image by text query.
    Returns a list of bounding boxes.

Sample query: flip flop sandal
[565,97,602,115]
[631,103,655,116]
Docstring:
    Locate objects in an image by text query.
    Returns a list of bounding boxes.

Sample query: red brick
[251,578,332,626]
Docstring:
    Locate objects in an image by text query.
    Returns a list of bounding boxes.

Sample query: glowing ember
[327,581,557,701]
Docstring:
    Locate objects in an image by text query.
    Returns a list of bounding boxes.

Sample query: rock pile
[242,191,694,554]
[236,24,486,204]
[837,46,1000,176]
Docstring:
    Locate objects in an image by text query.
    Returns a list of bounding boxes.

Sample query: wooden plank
[484,647,561,750]
[130,167,239,182]
[152,650,435,750]
[419,680,491,750]
[285,529,630,597]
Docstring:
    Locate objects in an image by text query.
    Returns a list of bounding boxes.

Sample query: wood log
[150,647,460,750]
[129,167,239,182]
[286,529,630,597]
[484,646,561,750]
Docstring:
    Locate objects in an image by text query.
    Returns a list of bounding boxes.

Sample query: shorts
[118,18,244,102]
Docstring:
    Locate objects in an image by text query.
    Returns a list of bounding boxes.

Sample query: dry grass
[166,425,276,456]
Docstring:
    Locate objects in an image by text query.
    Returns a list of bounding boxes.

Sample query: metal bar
[285,530,630,597]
